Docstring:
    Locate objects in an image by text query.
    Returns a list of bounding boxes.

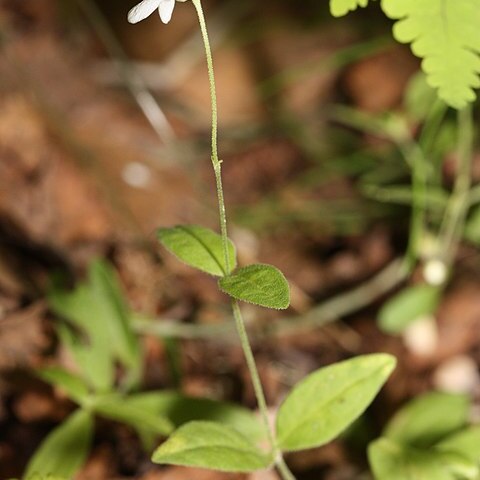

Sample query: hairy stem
[231,301,276,450]
[276,456,296,480]
[191,1,290,477]
[191,0,230,273]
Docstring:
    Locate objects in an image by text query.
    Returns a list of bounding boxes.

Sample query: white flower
[128,0,187,25]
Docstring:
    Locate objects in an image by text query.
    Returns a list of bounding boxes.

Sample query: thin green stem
[232,301,276,450]
[440,106,474,266]
[276,456,296,480]
[191,2,290,477]
[191,0,230,274]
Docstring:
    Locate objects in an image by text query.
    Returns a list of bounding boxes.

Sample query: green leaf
[381,0,480,109]
[218,264,290,310]
[384,392,470,448]
[152,421,272,472]
[330,0,371,17]
[49,259,141,392]
[158,225,236,277]
[92,393,174,439]
[369,438,462,480]
[437,426,480,465]
[435,450,480,480]
[24,409,93,479]
[123,391,265,443]
[276,354,396,452]
[378,285,440,334]
[37,367,90,404]
[56,323,113,393]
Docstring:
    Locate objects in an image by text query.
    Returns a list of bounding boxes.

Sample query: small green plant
[25,260,265,479]
[369,392,480,479]
[127,1,396,479]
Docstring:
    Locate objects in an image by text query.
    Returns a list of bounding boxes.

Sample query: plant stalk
[191,1,293,478]
[191,0,230,273]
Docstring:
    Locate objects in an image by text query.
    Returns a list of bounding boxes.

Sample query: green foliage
[218,264,290,310]
[93,393,174,440]
[330,0,480,109]
[377,285,440,334]
[37,367,90,404]
[123,391,265,442]
[91,391,265,449]
[369,392,479,480]
[437,427,480,466]
[381,0,480,109]
[49,259,140,391]
[369,438,478,480]
[276,354,396,452]
[330,0,371,17]
[152,421,272,472]
[384,392,470,448]
[24,409,93,479]
[157,225,236,276]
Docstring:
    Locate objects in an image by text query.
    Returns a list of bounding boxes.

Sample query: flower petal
[158,0,175,24]
[127,0,160,24]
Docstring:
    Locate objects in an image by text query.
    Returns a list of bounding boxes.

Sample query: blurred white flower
[128,0,187,25]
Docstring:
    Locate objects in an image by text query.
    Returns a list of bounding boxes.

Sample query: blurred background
[0,0,479,479]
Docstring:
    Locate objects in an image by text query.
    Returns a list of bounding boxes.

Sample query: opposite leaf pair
[158,225,290,310]
[152,354,396,473]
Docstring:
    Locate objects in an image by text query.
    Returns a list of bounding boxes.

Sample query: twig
[268,258,408,337]
[75,0,175,142]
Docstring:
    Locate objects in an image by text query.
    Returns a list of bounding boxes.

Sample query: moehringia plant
[127,2,395,479]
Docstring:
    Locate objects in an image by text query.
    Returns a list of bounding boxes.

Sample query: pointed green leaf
[381,0,480,109]
[276,354,396,452]
[56,323,113,393]
[37,367,90,404]
[24,409,93,479]
[158,225,236,277]
[152,421,272,472]
[369,438,465,480]
[330,0,371,17]
[384,392,470,448]
[92,393,174,438]
[124,391,265,443]
[218,264,290,310]
[378,285,440,334]
[49,259,141,391]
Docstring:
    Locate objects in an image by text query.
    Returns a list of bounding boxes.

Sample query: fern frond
[330,0,371,17]
[381,0,480,109]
